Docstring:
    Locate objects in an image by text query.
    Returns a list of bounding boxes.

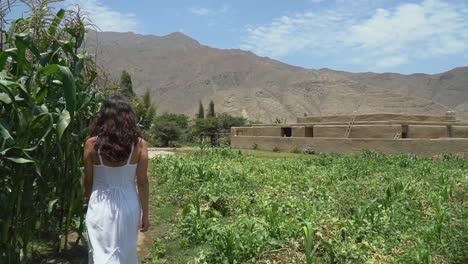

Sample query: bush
[302,147,317,154]
[291,146,301,153]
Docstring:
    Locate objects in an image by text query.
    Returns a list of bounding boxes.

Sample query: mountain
[86,31,468,122]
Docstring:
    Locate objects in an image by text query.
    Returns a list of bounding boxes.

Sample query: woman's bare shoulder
[85,136,97,150]
[137,137,148,149]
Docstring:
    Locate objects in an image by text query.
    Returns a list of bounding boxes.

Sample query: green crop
[150,148,467,263]
[0,4,101,262]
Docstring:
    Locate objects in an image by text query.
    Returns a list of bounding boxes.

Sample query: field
[148,148,467,263]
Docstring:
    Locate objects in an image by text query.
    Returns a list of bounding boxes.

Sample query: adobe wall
[313,125,347,138]
[452,126,468,138]
[292,126,306,137]
[253,121,468,127]
[232,127,282,137]
[408,125,447,138]
[231,136,468,157]
[235,124,468,139]
[313,125,401,138]
[297,113,455,124]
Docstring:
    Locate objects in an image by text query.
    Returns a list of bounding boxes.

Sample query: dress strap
[127,144,135,165]
[97,148,104,165]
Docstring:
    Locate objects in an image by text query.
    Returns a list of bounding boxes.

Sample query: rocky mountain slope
[86,31,468,122]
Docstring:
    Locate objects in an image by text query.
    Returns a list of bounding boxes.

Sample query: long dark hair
[91,95,141,162]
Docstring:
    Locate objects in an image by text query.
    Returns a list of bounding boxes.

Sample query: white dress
[86,144,140,264]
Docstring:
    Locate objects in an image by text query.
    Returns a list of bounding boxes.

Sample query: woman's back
[86,139,141,264]
[84,95,149,264]
[92,141,138,190]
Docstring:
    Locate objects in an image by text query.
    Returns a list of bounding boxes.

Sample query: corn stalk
[0,2,101,262]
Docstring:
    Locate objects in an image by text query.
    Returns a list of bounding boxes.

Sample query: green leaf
[0,123,12,140]
[73,57,84,76]
[62,41,79,61]
[0,48,17,71]
[57,109,71,140]
[48,199,59,213]
[5,157,34,163]
[0,79,29,98]
[14,36,28,74]
[0,93,11,104]
[38,65,77,117]
[6,18,23,43]
[23,113,54,152]
[39,104,49,113]
[49,9,65,38]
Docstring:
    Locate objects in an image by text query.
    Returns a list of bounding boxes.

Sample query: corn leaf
[0,123,12,140]
[5,157,34,163]
[48,9,65,38]
[57,109,71,140]
[38,65,77,117]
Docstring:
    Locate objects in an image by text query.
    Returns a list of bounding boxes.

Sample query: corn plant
[0,2,101,262]
[303,222,319,264]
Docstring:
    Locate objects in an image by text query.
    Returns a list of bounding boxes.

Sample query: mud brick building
[231,113,468,156]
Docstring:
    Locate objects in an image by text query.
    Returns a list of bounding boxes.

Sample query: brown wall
[232,127,282,137]
[350,125,401,138]
[313,125,401,138]
[313,125,347,138]
[298,113,454,124]
[451,126,468,138]
[292,126,306,137]
[231,136,468,157]
[232,124,468,139]
[408,125,447,139]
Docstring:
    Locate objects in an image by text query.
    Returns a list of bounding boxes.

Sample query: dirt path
[148,148,175,159]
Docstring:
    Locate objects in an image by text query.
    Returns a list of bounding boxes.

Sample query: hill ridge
[86,31,468,122]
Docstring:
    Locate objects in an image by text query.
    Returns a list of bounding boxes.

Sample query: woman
[83,95,149,264]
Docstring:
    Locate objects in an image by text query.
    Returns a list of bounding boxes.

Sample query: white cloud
[242,0,468,69]
[242,10,352,57]
[65,0,139,32]
[189,5,230,16]
[189,7,211,16]
[376,56,408,68]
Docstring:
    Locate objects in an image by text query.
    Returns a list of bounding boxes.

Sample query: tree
[207,100,215,118]
[193,117,219,145]
[153,113,189,147]
[131,88,157,145]
[120,70,134,97]
[217,113,247,133]
[197,101,205,119]
[139,88,156,129]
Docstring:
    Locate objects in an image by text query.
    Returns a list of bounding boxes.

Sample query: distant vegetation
[150,149,467,263]
[114,71,248,147]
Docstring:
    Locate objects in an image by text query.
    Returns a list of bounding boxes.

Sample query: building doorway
[281,127,292,137]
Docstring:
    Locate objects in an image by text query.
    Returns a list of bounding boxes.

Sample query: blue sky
[11,0,468,74]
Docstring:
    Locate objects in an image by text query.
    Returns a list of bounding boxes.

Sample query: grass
[160,147,314,159]
[240,149,313,159]
[147,148,468,263]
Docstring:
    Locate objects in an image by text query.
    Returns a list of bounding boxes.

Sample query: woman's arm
[83,138,94,203]
[136,139,150,232]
